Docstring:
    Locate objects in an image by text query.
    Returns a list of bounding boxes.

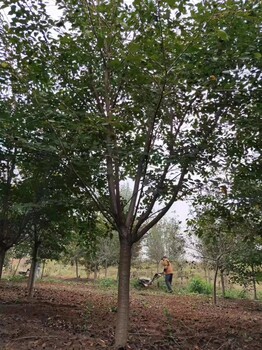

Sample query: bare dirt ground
[0,280,262,350]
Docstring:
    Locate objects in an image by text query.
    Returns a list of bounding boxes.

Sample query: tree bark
[28,241,40,297]
[41,259,46,279]
[220,270,226,298]
[115,237,132,349]
[213,263,219,305]
[104,259,108,278]
[251,265,257,300]
[0,248,6,279]
[13,258,21,277]
[204,265,208,283]
[94,264,98,280]
[207,268,212,284]
[75,257,79,278]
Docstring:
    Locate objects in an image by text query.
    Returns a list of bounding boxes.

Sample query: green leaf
[217,29,229,41]
[0,62,10,69]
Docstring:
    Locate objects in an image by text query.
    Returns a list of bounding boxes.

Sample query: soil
[0,279,262,350]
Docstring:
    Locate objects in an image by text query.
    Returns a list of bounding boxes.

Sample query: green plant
[188,277,212,295]
[98,278,117,289]
[257,291,262,301]
[131,279,143,290]
[5,275,27,282]
[224,289,249,299]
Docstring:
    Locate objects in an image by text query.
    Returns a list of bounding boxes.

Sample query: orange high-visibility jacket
[161,258,174,275]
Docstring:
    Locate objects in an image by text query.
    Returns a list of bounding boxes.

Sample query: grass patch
[223,289,249,300]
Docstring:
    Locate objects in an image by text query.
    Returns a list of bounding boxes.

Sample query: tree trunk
[94,265,98,280]
[27,242,40,297]
[213,263,219,305]
[207,268,212,284]
[220,270,226,298]
[204,265,208,283]
[115,238,132,349]
[0,248,6,280]
[13,258,21,277]
[75,257,79,278]
[104,259,108,278]
[41,260,46,279]
[251,265,257,300]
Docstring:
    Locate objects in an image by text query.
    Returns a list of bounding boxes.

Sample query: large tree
[1,0,261,347]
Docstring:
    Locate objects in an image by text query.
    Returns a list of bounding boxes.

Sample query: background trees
[189,182,262,304]
[145,218,185,269]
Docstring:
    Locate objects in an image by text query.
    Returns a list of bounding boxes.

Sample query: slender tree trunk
[207,268,211,284]
[75,257,79,278]
[28,242,39,297]
[41,260,46,279]
[220,270,226,298]
[105,259,108,278]
[115,238,132,349]
[213,263,219,305]
[0,248,6,280]
[13,258,21,277]
[94,265,98,280]
[204,265,208,283]
[251,265,257,300]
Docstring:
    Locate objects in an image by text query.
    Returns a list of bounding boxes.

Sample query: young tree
[145,218,184,269]
[1,0,261,347]
[145,223,166,269]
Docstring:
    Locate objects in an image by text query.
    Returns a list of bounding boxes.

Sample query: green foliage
[4,274,27,282]
[188,278,212,295]
[131,278,149,290]
[223,289,248,300]
[257,291,262,301]
[98,278,117,289]
[145,218,185,265]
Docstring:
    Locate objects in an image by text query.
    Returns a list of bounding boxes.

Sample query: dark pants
[165,274,173,293]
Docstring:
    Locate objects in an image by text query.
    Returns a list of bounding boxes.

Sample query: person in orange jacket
[161,256,174,293]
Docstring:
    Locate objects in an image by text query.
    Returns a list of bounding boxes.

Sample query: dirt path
[0,281,261,349]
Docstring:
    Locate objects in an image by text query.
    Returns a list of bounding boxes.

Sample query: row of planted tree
[2,211,261,304]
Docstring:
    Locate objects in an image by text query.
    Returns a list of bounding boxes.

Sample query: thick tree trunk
[115,238,132,349]
[213,264,219,305]
[28,242,39,297]
[0,248,6,280]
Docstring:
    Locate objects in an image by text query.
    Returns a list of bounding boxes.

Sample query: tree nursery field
[0,280,261,350]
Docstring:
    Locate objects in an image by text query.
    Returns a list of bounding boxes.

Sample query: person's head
[162,255,168,260]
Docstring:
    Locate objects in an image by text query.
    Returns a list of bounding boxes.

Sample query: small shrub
[224,289,248,300]
[132,279,143,290]
[188,277,212,295]
[257,291,262,301]
[5,275,27,282]
[98,278,117,289]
